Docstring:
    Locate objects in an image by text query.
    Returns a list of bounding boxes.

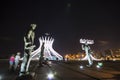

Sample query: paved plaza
[0,59,120,80]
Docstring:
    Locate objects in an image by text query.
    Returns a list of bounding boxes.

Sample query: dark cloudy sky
[0,0,120,57]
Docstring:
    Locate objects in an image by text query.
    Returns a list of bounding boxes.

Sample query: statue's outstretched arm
[82,45,85,50]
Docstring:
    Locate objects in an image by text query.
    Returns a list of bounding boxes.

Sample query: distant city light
[113,59,116,61]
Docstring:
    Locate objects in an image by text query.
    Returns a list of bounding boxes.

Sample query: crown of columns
[38,36,63,60]
[39,36,54,47]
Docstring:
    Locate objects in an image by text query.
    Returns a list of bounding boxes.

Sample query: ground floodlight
[47,72,54,79]
[79,65,84,69]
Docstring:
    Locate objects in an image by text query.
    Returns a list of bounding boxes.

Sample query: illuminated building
[104,48,120,60]
[21,36,63,68]
[30,36,63,60]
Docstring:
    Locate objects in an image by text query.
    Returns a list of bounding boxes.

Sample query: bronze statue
[19,24,37,76]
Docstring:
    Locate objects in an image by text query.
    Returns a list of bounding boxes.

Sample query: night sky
[0,0,120,57]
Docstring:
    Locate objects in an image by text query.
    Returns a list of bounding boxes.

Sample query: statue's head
[85,42,88,45]
[31,24,37,30]
[17,52,21,55]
